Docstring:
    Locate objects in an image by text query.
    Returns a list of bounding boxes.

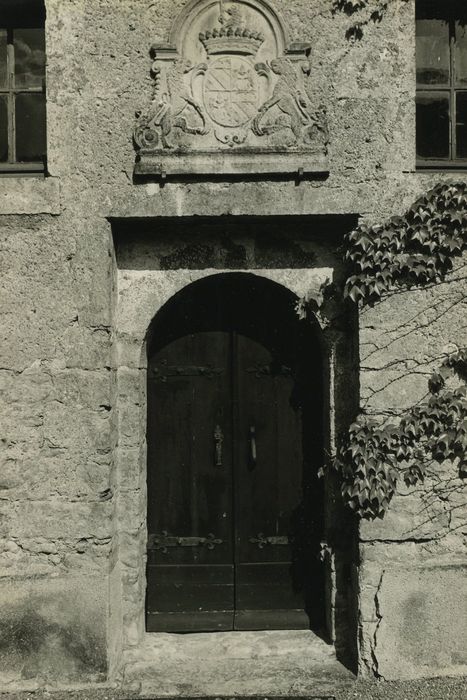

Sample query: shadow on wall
[0,591,107,683]
[111,215,358,271]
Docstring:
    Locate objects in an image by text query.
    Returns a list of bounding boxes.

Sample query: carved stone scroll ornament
[133,1,329,177]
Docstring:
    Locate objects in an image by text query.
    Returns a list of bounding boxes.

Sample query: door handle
[214,425,223,467]
[249,533,289,549]
[249,425,257,469]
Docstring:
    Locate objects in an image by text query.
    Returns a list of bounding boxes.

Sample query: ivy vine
[333,0,408,40]
[335,350,467,519]
[301,182,467,520]
[344,182,467,306]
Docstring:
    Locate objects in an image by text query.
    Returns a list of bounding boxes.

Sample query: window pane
[15,93,46,162]
[2,0,45,28]
[416,19,450,85]
[456,91,467,158]
[0,95,8,161]
[0,30,7,89]
[455,21,467,85]
[416,92,450,159]
[14,28,45,89]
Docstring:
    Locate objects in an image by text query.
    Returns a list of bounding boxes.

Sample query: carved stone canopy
[134,0,329,179]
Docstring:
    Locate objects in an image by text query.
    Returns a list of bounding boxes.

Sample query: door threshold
[122,630,354,696]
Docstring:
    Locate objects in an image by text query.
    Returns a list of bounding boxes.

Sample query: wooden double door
[147,327,322,632]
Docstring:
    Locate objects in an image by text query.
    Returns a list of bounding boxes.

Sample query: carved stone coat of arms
[134,0,329,177]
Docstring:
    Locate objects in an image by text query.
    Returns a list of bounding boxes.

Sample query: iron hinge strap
[148,532,223,553]
[249,534,289,549]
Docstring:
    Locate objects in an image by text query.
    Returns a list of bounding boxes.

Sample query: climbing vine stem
[307,182,467,520]
[335,350,467,520]
[334,0,410,41]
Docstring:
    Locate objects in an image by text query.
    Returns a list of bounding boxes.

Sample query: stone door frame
[110,267,359,675]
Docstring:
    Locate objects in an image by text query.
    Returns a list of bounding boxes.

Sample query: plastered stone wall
[0,0,465,686]
[356,264,467,680]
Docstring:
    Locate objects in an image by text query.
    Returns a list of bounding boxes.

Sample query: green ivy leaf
[342,183,467,307]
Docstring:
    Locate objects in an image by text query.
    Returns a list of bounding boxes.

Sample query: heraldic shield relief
[203,56,259,129]
[134,0,329,176]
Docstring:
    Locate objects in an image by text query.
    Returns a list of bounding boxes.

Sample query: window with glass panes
[0,1,46,173]
[416,1,467,166]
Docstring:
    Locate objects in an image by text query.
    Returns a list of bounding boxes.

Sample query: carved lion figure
[146,59,209,149]
[253,58,316,143]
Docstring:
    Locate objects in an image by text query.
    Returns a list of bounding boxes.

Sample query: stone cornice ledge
[0,176,61,215]
[135,151,329,180]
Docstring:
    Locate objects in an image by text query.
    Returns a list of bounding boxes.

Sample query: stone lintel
[135,151,329,179]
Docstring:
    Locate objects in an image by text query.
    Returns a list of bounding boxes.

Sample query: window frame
[0,9,46,175]
[416,2,467,169]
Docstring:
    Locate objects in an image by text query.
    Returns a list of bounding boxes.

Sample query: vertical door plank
[234,333,310,629]
[147,331,234,632]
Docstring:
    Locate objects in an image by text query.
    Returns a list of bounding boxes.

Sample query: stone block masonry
[0,0,465,688]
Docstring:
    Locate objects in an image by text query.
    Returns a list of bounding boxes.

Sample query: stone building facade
[0,0,466,690]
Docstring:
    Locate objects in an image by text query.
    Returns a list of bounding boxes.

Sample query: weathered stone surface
[0,178,61,216]
[372,567,467,680]
[117,447,144,492]
[360,273,467,413]
[358,537,467,679]
[0,576,107,684]
[0,499,113,542]
[0,536,112,577]
[359,482,452,542]
[123,630,354,696]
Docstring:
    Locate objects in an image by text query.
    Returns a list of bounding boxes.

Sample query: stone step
[122,631,355,696]
[125,630,341,662]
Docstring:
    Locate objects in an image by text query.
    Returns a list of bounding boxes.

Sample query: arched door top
[146,272,322,358]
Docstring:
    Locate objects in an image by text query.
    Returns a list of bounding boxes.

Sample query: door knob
[214,425,223,467]
[249,425,257,469]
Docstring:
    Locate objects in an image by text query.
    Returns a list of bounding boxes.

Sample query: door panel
[234,609,312,631]
[147,329,316,633]
[235,563,308,609]
[147,332,234,632]
[146,565,234,632]
[234,333,309,629]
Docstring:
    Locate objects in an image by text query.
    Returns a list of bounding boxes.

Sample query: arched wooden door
[146,278,324,633]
